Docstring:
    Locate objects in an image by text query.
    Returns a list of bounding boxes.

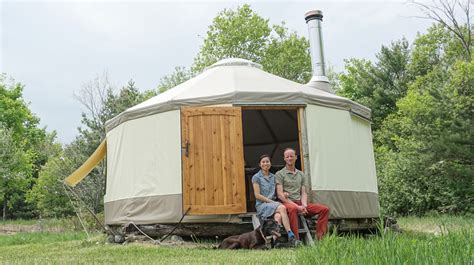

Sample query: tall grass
[296,230,472,264]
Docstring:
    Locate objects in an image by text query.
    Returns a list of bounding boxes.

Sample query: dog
[218,219,281,249]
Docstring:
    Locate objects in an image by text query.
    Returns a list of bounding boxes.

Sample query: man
[275,148,330,240]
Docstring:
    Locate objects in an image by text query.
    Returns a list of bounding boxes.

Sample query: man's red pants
[282,200,329,240]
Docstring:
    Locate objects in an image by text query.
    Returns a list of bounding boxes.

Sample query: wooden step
[251,214,261,229]
[238,212,256,224]
[299,215,314,246]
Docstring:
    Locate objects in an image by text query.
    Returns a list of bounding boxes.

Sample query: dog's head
[260,219,281,238]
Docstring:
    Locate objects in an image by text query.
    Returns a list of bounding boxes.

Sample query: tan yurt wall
[105,110,183,224]
[305,104,379,218]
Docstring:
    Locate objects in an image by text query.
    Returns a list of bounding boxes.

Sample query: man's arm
[277,184,305,213]
[300,185,309,215]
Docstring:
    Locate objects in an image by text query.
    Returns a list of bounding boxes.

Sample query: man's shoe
[288,238,303,247]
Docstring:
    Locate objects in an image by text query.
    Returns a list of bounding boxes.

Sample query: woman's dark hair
[258,154,271,164]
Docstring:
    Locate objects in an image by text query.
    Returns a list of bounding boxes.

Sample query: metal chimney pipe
[305,10,329,84]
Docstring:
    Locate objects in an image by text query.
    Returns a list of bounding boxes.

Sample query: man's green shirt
[275,167,305,201]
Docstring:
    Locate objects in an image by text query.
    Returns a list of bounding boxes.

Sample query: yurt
[65,10,379,234]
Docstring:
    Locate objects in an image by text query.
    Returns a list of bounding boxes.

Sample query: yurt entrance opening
[241,107,303,213]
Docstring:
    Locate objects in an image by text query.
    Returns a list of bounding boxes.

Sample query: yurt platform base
[108,216,380,242]
[111,222,254,239]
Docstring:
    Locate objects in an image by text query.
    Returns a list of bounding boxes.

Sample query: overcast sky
[1,0,434,144]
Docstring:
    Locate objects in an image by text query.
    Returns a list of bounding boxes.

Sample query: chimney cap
[304,10,323,22]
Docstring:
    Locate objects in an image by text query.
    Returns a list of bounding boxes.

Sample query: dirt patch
[0,224,65,234]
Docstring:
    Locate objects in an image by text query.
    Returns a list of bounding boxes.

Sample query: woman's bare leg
[274,212,282,224]
[276,205,292,233]
[272,212,282,240]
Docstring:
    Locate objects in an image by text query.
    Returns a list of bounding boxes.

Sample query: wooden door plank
[203,115,214,206]
[217,115,226,205]
[211,116,221,206]
[197,115,206,207]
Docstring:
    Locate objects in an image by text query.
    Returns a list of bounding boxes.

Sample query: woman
[252,154,296,241]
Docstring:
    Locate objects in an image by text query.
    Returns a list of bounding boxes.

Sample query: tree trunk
[3,198,6,221]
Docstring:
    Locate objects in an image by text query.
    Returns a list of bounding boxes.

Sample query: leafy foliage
[0,124,33,220]
[261,23,312,83]
[374,23,473,215]
[191,4,311,84]
[156,66,193,94]
[337,39,412,131]
[377,60,473,215]
[192,4,271,73]
[0,76,51,219]
[26,138,74,218]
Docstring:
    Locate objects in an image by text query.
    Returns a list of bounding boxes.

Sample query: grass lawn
[0,216,472,264]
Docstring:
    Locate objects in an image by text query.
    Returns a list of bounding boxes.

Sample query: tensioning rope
[126,206,191,244]
[62,182,91,239]
[62,182,115,237]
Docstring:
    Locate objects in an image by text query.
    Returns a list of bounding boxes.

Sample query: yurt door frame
[181,107,246,215]
[240,106,308,213]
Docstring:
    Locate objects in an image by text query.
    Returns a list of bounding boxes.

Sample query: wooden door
[181,107,246,215]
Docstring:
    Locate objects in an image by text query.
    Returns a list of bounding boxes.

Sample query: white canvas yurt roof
[105,58,370,132]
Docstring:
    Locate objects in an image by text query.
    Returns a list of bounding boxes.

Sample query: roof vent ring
[204,58,263,71]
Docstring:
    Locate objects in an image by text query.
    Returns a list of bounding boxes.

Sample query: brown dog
[218,219,281,249]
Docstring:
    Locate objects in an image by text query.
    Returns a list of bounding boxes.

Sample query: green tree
[0,124,33,220]
[412,0,472,62]
[374,20,473,215]
[156,67,193,94]
[0,75,49,219]
[409,24,469,78]
[377,60,473,215]
[192,4,271,73]
[338,1,473,215]
[191,5,311,84]
[261,23,311,83]
[337,39,412,131]
[26,133,74,218]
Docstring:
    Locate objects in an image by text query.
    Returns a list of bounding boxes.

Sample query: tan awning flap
[64,140,106,187]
